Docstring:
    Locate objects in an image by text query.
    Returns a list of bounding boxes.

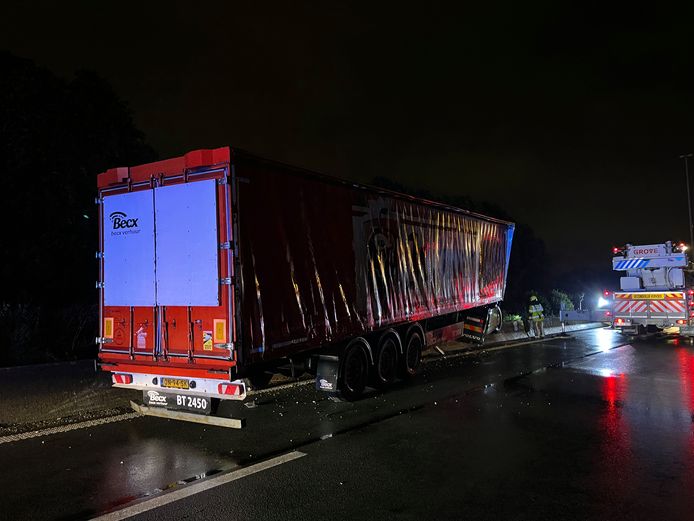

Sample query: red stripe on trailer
[665,300,682,313]
[654,300,673,313]
[101,363,231,380]
[668,300,685,312]
[615,301,631,313]
[650,301,664,313]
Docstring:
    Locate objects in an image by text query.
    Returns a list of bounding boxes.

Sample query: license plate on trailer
[161,377,190,389]
[143,390,212,414]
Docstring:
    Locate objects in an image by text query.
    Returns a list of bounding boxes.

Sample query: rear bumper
[111,371,246,400]
[613,317,685,328]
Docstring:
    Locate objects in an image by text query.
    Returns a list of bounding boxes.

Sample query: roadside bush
[550,289,575,315]
[0,303,97,366]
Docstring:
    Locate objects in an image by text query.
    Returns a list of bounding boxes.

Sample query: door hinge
[220,277,233,285]
[95,251,104,259]
[217,177,228,185]
[96,281,105,289]
[219,241,232,250]
[95,197,103,205]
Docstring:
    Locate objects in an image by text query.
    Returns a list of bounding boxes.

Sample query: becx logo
[109,211,139,230]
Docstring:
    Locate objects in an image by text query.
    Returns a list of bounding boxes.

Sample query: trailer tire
[399,329,423,378]
[338,339,370,401]
[373,336,399,388]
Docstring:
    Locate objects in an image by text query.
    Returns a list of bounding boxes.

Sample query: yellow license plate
[161,378,190,390]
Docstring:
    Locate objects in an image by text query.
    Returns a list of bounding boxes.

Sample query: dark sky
[4,1,694,273]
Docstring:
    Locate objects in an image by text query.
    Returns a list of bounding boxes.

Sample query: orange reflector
[104,317,114,339]
[113,373,133,384]
[213,319,227,343]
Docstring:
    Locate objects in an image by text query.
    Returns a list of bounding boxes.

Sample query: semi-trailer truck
[97,147,514,421]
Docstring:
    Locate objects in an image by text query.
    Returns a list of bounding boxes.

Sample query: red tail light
[605,311,611,316]
[113,373,133,384]
[616,318,624,325]
[218,383,241,395]
[677,319,687,325]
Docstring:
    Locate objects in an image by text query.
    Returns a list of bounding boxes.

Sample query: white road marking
[0,412,140,445]
[91,451,307,521]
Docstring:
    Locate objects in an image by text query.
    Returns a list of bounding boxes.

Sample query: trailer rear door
[99,165,235,370]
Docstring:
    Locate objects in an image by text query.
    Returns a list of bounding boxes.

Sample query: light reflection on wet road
[5,328,694,520]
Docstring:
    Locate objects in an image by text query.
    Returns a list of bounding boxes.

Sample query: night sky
[4,1,694,273]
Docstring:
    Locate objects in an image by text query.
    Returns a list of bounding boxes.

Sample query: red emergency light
[603,290,611,297]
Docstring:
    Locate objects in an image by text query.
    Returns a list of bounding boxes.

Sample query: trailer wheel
[399,329,423,378]
[338,340,370,401]
[373,336,399,388]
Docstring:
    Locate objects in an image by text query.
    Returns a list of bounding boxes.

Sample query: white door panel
[154,180,219,306]
[103,190,156,306]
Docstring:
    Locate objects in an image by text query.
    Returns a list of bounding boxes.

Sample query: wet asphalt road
[2,328,694,520]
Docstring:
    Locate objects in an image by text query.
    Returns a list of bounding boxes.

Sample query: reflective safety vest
[529,303,544,321]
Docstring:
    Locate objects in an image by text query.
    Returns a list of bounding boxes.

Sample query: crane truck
[611,241,694,335]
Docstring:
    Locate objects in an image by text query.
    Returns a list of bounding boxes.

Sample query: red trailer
[97,147,514,421]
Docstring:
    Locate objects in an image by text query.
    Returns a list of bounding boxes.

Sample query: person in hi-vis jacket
[528,295,545,338]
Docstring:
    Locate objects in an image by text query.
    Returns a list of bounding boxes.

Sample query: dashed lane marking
[0,412,141,445]
[91,451,306,520]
